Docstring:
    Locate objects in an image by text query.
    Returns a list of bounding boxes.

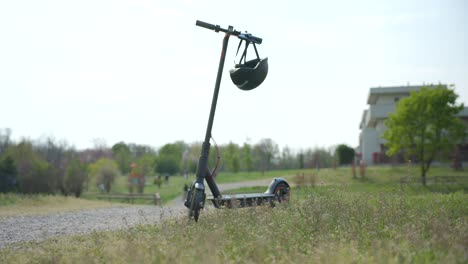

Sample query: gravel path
[0,206,185,248]
[0,179,276,248]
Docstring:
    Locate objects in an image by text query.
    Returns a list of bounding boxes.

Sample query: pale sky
[1,0,467,151]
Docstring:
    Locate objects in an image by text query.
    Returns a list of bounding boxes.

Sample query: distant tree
[187,143,202,174]
[298,151,304,169]
[255,138,279,174]
[242,143,254,174]
[35,137,70,195]
[135,153,157,177]
[335,144,355,165]
[155,143,183,175]
[128,143,156,160]
[310,147,334,168]
[224,142,240,173]
[0,128,12,156]
[111,142,132,174]
[383,85,466,185]
[64,157,87,197]
[0,156,17,193]
[8,140,54,193]
[280,146,297,170]
[128,153,157,194]
[88,158,119,193]
[83,138,112,164]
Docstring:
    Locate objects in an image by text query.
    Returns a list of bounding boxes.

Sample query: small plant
[153,178,162,188]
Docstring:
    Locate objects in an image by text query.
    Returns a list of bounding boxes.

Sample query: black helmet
[229,40,268,91]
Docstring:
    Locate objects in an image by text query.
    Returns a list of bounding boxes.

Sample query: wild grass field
[0,166,467,263]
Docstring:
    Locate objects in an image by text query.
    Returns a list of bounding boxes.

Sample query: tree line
[0,128,355,196]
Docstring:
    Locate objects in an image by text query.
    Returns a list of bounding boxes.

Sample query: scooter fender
[264,178,290,194]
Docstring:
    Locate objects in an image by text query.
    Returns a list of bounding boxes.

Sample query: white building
[358,85,468,165]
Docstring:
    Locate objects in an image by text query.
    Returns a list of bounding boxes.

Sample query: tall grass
[1,183,466,263]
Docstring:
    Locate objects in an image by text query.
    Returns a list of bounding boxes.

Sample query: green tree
[224,142,240,173]
[0,128,12,156]
[280,146,297,170]
[242,142,254,174]
[187,143,201,174]
[255,138,279,174]
[88,158,120,193]
[155,143,183,175]
[0,155,17,193]
[111,142,132,174]
[135,154,157,177]
[383,85,466,185]
[335,144,355,165]
[298,151,304,169]
[64,157,87,197]
[7,140,54,193]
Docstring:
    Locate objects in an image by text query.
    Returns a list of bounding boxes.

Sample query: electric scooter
[184,20,290,221]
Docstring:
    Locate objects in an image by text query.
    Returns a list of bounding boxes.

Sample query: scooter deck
[207,193,277,208]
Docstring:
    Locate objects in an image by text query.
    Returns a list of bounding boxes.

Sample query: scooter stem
[194,32,231,199]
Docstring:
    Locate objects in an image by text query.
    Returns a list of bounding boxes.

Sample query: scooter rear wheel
[274,182,290,203]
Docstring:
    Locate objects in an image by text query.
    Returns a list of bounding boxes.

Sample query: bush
[9,141,55,194]
[88,158,120,193]
[0,156,17,193]
[336,144,355,165]
[64,158,87,197]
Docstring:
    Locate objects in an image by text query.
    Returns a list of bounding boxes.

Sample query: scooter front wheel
[188,189,205,222]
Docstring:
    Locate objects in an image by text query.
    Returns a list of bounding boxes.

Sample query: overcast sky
[1,0,467,152]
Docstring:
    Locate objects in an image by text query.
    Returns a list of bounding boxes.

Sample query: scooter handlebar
[196,20,219,32]
[195,20,262,44]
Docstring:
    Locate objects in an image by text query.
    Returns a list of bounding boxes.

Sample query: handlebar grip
[250,35,262,44]
[196,20,217,31]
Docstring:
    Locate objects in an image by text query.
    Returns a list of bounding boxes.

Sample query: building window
[394,97,400,103]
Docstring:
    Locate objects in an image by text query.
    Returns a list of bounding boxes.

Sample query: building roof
[367,84,444,105]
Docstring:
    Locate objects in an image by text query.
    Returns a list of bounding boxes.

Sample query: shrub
[0,156,17,193]
[64,158,87,197]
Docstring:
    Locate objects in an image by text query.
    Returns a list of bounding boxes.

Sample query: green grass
[1,166,467,263]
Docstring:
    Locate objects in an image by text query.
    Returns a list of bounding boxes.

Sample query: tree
[280,146,297,170]
[224,142,240,173]
[306,147,334,169]
[64,157,87,197]
[130,153,157,193]
[383,85,466,185]
[335,144,355,165]
[0,128,12,156]
[298,151,304,169]
[88,158,119,193]
[255,138,279,174]
[111,142,132,174]
[155,143,183,175]
[242,142,254,174]
[187,143,201,174]
[8,140,54,194]
[0,155,17,193]
[35,137,69,195]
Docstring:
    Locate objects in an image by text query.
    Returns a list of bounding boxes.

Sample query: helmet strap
[235,39,261,65]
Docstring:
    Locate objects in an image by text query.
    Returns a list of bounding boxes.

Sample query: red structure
[129,162,145,193]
